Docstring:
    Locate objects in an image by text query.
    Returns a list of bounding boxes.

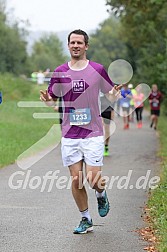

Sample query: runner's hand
[40,89,52,102]
[109,84,122,99]
[114,84,123,91]
[40,89,56,106]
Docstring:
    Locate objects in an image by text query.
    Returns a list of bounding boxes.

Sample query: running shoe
[126,123,129,129]
[73,217,93,234]
[137,122,142,128]
[150,121,153,128]
[124,124,129,129]
[104,150,109,156]
[97,190,110,217]
[104,145,109,156]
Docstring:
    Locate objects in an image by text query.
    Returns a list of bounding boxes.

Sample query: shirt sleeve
[100,66,114,94]
[159,92,163,103]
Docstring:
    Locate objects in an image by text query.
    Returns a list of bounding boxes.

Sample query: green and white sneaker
[73,217,93,234]
[97,191,110,217]
[104,145,109,156]
[104,150,109,156]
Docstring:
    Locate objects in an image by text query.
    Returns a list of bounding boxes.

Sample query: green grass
[148,114,167,252]
[0,74,61,168]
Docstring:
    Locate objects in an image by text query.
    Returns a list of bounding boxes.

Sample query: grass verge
[148,114,167,252]
[0,74,61,168]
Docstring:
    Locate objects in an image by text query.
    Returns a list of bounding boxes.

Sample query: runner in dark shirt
[149,84,163,130]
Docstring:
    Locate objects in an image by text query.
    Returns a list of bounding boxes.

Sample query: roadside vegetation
[0,74,61,168]
[147,113,167,252]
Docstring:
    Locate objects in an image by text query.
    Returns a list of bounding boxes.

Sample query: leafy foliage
[0,0,28,75]
[29,33,68,72]
[0,1,68,76]
[87,16,128,69]
[105,0,167,100]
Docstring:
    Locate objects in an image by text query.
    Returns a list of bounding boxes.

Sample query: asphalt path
[0,111,160,252]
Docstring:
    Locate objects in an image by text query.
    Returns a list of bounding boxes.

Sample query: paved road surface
[0,111,160,252]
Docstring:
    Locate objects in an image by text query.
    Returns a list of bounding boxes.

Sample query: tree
[105,0,167,97]
[0,0,29,75]
[87,16,128,70]
[30,33,68,72]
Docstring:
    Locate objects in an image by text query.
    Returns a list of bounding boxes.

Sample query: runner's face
[152,85,158,92]
[68,34,88,59]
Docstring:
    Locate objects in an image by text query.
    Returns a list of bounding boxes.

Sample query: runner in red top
[149,84,163,130]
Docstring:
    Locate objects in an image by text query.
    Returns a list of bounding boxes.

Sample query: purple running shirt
[48,61,114,139]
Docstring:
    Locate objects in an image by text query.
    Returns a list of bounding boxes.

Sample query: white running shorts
[61,136,104,167]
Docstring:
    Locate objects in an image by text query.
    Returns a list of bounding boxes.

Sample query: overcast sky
[7,0,110,32]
